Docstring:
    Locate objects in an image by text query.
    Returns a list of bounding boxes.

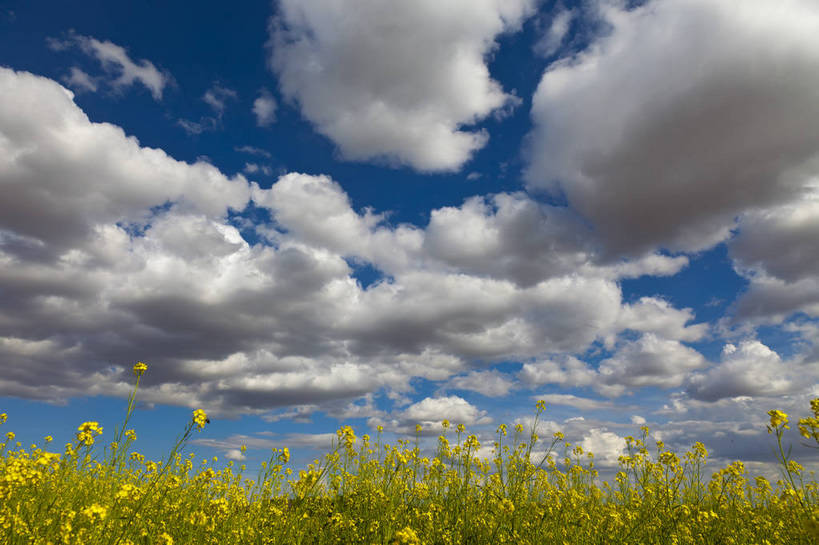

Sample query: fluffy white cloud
[614,297,707,343]
[579,428,625,466]
[526,0,819,255]
[423,193,688,287]
[598,334,706,394]
[268,0,537,171]
[686,341,802,402]
[0,68,250,256]
[253,89,277,127]
[519,356,598,389]
[400,396,491,433]
[446,369,517,397]
[521,332,707,398]
[0,67,720,419]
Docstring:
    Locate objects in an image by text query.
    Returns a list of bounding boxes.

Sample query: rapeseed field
[1,362,817,544]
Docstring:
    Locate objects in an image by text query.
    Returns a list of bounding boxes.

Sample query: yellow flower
[157,532,174,545]
[391,527,421,545]
[441,419,450,430]
[0,412,7,424]
[767,409,789,432]
[76,421,103,446]
[536,399,546,411]
[81,503,108,523]
[192,409,209,430]
[44,435,53,443]
[132,361,148,376]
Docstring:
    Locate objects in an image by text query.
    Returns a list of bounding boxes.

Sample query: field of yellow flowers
[1,363,818,544]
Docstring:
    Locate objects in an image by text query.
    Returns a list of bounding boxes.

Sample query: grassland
[1,362,818,544]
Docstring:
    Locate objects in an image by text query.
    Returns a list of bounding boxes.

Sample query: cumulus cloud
[526,0,819,255]
[520,333,707,398]
[0,67,719,420]
[519,356,598,389]
[446,369,517,397]
[598,334,706,395]
[375,395,491,434]
[686,340,800,402]
[268,0,538,171]
[423,193,688,287]
[49,33,169,99]
[579,428,625,466]
[224,449,247,461]
[253,88,277,127]
[729,186,819,322]
[614,297,707,343]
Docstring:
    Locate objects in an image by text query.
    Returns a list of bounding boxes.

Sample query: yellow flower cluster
[76,421,103,447]
[192,409,209,430]
[132,361,148,376]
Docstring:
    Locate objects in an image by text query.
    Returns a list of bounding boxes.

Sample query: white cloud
[203,83,237,114]
[224,449,247,461]
[423,192,688,287]
[686,340,802,402]
[62,67,97,93]
[0,67,724,420]
[268,0,538,171]
[534,6,573,58]
[391,395,491,434]
[52,33,169,99]
[526,0,819,255]
[615,297,707,342]
[243,163,272,176]
[519,356,598,389]
[598,333,706,394]
[253,88,277,127]
[177,118,206,135]
[447,369,517,397]
[729,186,819,322]
[235,145,272,158]
[579,428,625,466]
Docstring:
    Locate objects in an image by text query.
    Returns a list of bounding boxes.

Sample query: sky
[1,0,818,480]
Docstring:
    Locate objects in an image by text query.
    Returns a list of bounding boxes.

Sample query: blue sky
[1,0,818,478]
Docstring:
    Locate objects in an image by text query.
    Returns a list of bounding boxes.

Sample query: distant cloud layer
[267,0,538,171]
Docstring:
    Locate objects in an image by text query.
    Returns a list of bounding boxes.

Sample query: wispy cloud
[48,32,169,100]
